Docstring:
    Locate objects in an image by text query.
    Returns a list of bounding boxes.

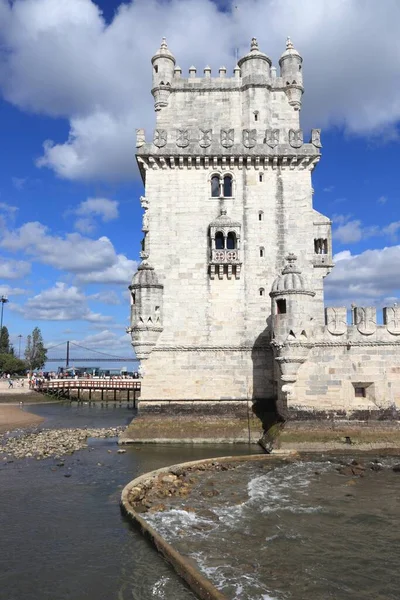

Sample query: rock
[117,449,126,454]
[370,463,383,472]
[392,464,400,473]
[64,473,71,478]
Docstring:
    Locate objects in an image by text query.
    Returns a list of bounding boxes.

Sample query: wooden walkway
[35,378,141,405]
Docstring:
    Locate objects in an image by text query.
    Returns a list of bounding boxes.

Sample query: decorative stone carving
[176,129,189,147]
[136,129,145,148]
[384,305,400,335]
[221,129,234,148]
[140,196,149,210]
[265,129,279,148]
[139,251,149,260]
[289,129,303,148]
[199,129,212,148]
[153,129,167,148]
[142,212,149,232]
[243,129,257,148]
[354,307,376,335]
[311,128,322,148]
[325,307,347,336]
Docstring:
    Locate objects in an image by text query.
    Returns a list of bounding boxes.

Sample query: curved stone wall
[121,454,295,599]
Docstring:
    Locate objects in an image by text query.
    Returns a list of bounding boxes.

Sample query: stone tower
[129,37,333,418]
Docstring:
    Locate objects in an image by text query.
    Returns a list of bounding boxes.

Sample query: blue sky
[1,0,400,359]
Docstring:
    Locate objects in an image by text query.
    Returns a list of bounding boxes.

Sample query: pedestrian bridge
[34,378,141,405]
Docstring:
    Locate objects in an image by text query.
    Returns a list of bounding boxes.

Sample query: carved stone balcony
[211,249,240,263]
[209,249,241,280]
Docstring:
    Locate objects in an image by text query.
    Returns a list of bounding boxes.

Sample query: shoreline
[0,405,45,434]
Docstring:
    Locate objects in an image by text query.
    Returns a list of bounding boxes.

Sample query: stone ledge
[120,454,295,600]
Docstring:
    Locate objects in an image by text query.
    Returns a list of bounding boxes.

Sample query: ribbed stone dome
[279,37,301,62]
[210,209,241,228]
[151,38,176,64]
[271,253,310,294]
[238,38,271,67]
[131,261,160,287]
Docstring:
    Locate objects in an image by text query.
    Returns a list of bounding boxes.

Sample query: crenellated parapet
[322,304,400,342]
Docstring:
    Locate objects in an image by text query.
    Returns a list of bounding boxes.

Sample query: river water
[0,403,260,600]
[145,455,400,600]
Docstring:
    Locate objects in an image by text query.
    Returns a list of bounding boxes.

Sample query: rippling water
[145,455,400,600]
[0,402,260,600]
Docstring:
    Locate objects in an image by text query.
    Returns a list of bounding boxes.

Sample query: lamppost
[0,295,8,332]
[18,334,23,358]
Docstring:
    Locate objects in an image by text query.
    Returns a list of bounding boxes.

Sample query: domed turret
[238,38,271,81]
[151,38,176,111]
[270,253,315,342]
[128,259,164,359]
[279,37,303,110]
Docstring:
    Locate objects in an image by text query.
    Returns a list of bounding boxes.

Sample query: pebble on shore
[0,427,124,460]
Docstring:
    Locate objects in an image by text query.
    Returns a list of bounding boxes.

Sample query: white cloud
[69,329,132,354]
[378,195,388,205]
[332,215,400,244]
[0,284,27,297]
[75,197,119,222]
[0,202,18,215]
[333,219,364,244]
[76,255,137,285]
[89,290,121,305]
[325,245,400,306]
[0,257,31,279]
[11,282,113,322]
[71,197,119,232]
[0,221,136,282]
[1,0,400,180]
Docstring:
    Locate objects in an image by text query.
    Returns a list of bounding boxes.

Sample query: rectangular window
[276,299,286,314]
[354,386,366,398]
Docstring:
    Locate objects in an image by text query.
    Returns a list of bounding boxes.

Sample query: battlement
[150,37,305,122]
[325,305,400,337]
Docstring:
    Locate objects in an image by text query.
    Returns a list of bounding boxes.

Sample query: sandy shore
[0,405,44,434]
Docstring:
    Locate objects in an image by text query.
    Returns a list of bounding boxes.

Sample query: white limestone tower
[129,38,333,416]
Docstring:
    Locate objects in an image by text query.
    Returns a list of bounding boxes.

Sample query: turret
[269,254,315,417]
[128,258,164,359]
[270,253,315,343]
[151,38,176,111]
[238,38,271,82]
[279,37,303,110]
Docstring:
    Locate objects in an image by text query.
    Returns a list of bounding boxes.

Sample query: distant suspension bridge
[46,341,138,367]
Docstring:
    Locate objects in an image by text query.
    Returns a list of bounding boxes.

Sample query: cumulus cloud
[0,257,31,279]
[69,329,132,354]
[1,0,400,180]
[0,221,136,282]
[325,245,400,306]
[0,284,27,297]
[69,196,119,233]
[11,282,113,322]
[332,214,400,244]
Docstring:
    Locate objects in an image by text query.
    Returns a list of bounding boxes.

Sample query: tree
[0,326,11,354]
[25,327,47,374]
[0,353,26,375]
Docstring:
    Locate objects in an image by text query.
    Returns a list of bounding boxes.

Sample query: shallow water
[145,456,400,600]
[0,403,260,600]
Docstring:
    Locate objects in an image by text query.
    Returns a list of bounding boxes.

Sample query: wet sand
[0,405,44,433]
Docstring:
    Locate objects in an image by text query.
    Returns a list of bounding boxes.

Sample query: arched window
[259,288,265,297]
[227,232,236,250]
[215,232,224,249]
[223,175,233,197]
[260,247,264,258]
[211,175,220,198]
[258,211,264,221]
